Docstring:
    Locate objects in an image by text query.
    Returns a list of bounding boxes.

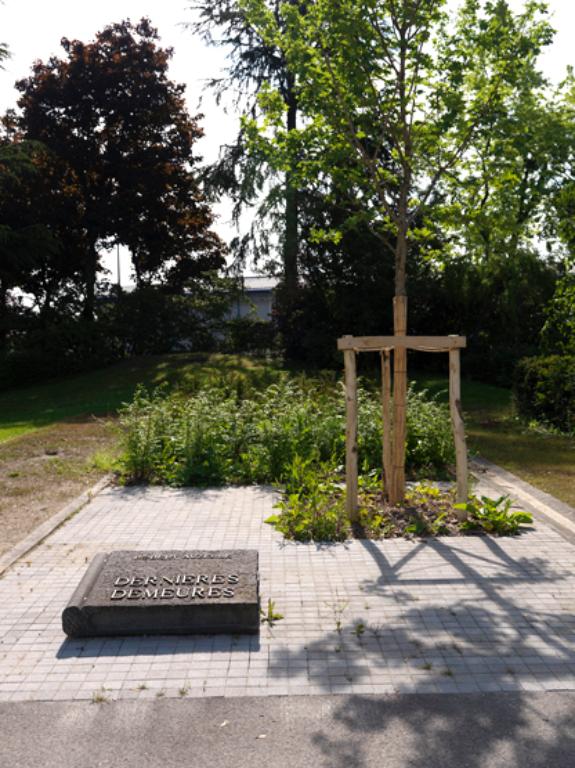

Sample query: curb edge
[0,474,113,578]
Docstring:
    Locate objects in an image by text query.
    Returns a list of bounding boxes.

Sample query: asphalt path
[1,692,574,768]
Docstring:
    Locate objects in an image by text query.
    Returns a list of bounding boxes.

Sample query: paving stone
[0,483,574,701]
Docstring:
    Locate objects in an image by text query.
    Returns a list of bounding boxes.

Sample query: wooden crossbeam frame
[338,335,466,352]
[339,334,468,520]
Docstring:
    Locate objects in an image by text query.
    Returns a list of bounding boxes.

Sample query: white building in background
[232,276,279,322]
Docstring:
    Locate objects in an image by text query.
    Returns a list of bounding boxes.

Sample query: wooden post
[338,333,467,511]
[344,347,359,522]
[449,346,468,510]
[380,349,392,497]
[390,296,407,504]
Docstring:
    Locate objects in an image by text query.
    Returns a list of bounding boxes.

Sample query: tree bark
[0,281,8,352]
[381,349,392,494]
[82,241,98,322]
[390,294,407,504]
[283,77,298,294]
[344,348,359,522]
[389,211,409,505]
[387,18,410,505]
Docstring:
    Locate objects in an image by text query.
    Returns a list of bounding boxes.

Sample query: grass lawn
[0,353,282,443]
[414,373,575,508]
[0,353,573,508]
[0,353,284,551]
[0,419,116,558]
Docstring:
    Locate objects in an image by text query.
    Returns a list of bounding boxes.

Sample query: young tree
[16,18,224,319]
[242,0,554,502]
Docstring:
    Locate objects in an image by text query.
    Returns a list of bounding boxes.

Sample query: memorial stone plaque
[62,550,259,638]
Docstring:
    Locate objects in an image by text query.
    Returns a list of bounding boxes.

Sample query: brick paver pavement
[0,483,573,702]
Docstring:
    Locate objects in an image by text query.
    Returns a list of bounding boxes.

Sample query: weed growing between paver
[260,598,284,626]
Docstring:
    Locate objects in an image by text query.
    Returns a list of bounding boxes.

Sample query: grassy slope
[0,353,281,442]
[414,374,575,508]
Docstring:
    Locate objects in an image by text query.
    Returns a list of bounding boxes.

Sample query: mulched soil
[0,418,117,558]
[354,486,465,539]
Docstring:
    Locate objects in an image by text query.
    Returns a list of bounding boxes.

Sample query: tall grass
[118,376,454,486]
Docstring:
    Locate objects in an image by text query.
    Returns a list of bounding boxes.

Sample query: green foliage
[513,355,575,434]
[0,140,80,338]
[119,379,342,486]
[0,280,238,390]
[237,0,564,385]
[455,495,533,536]
[443,72,570,273]
[118,378,455,487]
[353,622,366,638]
[241,0,554,258]
[357,385,455,476]
[404,515,432,537]
[0,19,225,377]
[13,18,224,321]
[405,389,456,476]
[0,319,123,390]
[267,458,349,543]
[358,480,456,539]
[273,475,532,542]
[541,275,575,357]
[226,316,279,354]
[432,249,558,387]
[188,1,298,265]
[0,352,282,443]
[102,281,235,357]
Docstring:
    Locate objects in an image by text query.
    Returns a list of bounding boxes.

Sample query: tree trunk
[283,78,298,294]
[389,215,409,505]
[82,241,98,322]
[0,281,8,352]
[381,349,392,493]
[388,21,410,505]
[390,295,408,504]
[280,76,302,361]
[40,279,54,321]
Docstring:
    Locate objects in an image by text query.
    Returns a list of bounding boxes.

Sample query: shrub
[0,318,122,389]
[513,355,575,434]
[103,283,233,356]
[0,280,237,390]
[118,377,455,486]
[541,275,575,356]
[225,317,279,354]
[405,389,456,476]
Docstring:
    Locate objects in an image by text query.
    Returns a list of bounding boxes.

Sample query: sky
[0,0,574,282]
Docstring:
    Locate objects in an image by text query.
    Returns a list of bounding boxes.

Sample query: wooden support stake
[338,335,467,351]
[344,348,359,522]
[390,296,407,504]
[381,349,392,498]
[449,347,468,511]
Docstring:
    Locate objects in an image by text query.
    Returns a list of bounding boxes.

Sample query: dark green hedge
[513,355,575,434]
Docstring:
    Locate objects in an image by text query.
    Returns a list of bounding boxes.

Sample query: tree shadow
[264,532,575,767]
[309,691,575,768]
